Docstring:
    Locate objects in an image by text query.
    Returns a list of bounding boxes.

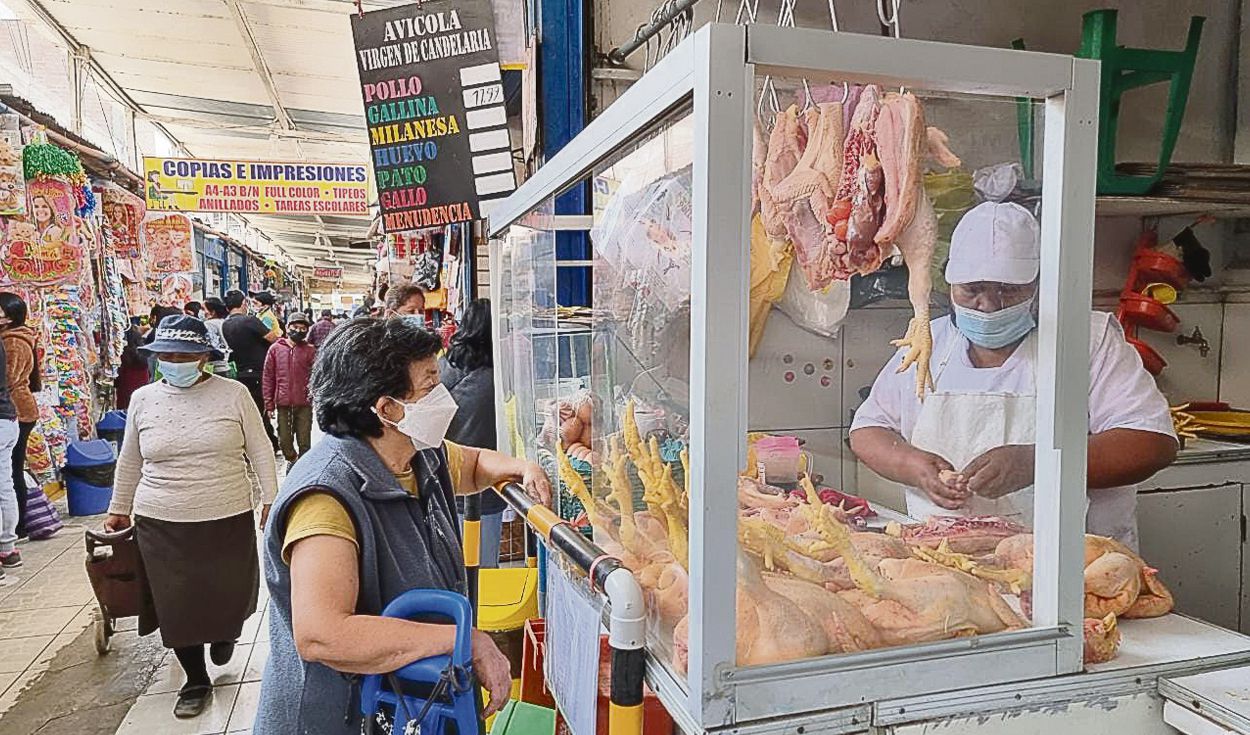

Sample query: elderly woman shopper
[254,317,551,735]
[105,315,277,719]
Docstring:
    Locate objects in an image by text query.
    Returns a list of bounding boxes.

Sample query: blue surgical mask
[951,299,1036,349]
[159,360,203,388]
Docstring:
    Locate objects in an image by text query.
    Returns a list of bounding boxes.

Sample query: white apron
[908,333,1039,526]
[905,330,1140,548]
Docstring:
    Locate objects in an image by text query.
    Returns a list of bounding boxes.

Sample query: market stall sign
[142,157,370,216]
[351,0,517,233]
[313,265,344,280]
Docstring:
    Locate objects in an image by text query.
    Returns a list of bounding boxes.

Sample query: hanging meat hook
[877,0,902,38]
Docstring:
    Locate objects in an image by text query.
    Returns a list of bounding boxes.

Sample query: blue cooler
[64,440,116,516]
[96,410,127,455]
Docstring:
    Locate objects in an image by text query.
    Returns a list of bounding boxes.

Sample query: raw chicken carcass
[1084,551,1141,618]
[825,532,911,590]
[759,106,804,239]
[991,534,1175,619]
[874,92,952,398]
[761,572,883,653]
[836,558,1025,647]
[738,476,800,510]
[737,555,830,666]
[770,102,843,211]
[1084,536,1174,618]
[812,505,1025,646]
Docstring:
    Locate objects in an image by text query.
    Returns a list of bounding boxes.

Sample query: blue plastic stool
[360,589,482,735]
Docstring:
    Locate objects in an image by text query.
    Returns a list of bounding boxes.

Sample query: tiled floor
[113,586,271,735]
[0,519,104,717]
[109,450,290,735]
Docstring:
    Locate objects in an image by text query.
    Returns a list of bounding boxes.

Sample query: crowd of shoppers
[0,279,527,721]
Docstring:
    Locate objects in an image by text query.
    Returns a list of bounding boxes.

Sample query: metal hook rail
[608,0,701,65]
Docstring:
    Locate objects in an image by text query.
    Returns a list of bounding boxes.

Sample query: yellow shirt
[281,441,466,563]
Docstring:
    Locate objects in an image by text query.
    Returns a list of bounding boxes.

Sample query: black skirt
[135,512,259,648]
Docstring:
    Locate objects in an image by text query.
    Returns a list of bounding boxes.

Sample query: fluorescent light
[0,2,17,21]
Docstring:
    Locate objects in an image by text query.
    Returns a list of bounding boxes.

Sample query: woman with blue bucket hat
[105,314,278,719]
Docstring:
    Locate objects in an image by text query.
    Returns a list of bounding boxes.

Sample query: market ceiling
[11,0,416,285]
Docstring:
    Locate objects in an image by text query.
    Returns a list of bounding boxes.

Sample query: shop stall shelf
[488,22,1250,735]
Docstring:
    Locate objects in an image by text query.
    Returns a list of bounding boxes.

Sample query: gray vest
[253,434,466,735]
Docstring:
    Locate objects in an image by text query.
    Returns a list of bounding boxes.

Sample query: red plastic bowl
[1133,251,1191,289]
[1119,292,1181,333]
[1126,336,1167,375]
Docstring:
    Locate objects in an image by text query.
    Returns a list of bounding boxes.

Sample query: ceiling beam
[226,0,295,131]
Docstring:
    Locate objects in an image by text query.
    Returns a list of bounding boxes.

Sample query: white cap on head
[945,201,1040,285]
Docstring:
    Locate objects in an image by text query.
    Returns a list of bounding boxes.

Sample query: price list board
[351,0,516,232]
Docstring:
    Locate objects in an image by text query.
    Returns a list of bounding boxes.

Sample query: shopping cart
[84,527,144,654]
[360,589,484,735]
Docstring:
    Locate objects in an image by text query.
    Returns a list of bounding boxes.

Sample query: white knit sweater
[109,375,279,522]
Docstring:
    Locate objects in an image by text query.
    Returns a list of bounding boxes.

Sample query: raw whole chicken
[736,555,830,666]
[873,92,960,397]
[1084,536,1174,618]
[761,572,883,653]
[738,476,801,510]
[836,559,1025,646]
[990,534,1175,619]
[824,532,911,591]
[812,504,1025,645]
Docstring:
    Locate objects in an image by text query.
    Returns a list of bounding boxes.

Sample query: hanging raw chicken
[755,84,960,398]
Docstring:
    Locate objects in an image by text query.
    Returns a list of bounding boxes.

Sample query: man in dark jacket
[223,289,279,451]
[263,312,316,466]
[307,309,336,346]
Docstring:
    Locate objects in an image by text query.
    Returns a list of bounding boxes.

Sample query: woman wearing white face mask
[105,314,278,719]
[850,202,1178,549]
[254,317,552,735]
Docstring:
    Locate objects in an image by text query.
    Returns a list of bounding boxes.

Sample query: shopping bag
[25,477,63,540]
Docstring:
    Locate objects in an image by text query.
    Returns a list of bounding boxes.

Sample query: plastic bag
[776,263,850,338]
[924,169,976,295]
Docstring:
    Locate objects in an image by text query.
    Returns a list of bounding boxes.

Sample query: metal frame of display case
[489,22,1099,732]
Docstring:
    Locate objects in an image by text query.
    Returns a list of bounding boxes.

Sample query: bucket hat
[138,315,223,360]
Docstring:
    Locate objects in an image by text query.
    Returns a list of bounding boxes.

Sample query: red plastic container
[1127,336,1167,375]
[1132,250,1191,289]
[523,618,673,735]
[1119,292,1181,333]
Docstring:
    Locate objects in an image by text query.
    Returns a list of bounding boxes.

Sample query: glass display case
[491,23,1099,731]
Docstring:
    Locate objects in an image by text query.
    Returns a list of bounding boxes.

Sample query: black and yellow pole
[494,482,646,735]
[463,491,481,625]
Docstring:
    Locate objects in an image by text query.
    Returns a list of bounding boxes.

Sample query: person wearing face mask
[253,317,551,735]
[263,311,316,467]
[850,202,1177,549]
[105,315,278,719]
[383,282,427,326]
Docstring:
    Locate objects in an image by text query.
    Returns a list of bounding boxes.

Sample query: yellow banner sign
[143,157,370,216]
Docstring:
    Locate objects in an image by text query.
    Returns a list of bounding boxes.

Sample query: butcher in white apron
[849,202,1178,549]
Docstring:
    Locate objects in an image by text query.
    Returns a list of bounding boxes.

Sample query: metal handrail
[463,482,647,735]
